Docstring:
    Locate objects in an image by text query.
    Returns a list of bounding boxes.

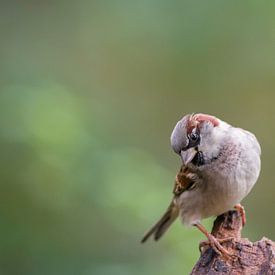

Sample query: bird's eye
[187,130,200,148]
[189,132,199,141]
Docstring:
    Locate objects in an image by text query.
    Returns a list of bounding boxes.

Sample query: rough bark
[191,211,275,275]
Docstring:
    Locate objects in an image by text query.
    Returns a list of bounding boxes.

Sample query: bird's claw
[234,204,246,227]
[199,236,235,259]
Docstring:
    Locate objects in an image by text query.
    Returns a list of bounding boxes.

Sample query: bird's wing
[173,165,198,196]
[141,165,198,243]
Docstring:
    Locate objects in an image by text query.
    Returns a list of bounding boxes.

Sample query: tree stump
[191,211,275,275]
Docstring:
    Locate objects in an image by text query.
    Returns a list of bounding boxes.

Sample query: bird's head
[170,113,229,167]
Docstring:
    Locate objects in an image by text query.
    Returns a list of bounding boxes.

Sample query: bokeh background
[1,1,275,274]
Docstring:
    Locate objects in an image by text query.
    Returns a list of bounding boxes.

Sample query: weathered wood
[191,211,275,275]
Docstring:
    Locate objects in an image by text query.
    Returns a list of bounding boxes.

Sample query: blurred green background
[1,1,275,274]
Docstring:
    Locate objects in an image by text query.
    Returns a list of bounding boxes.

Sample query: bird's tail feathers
[141,200,179,243]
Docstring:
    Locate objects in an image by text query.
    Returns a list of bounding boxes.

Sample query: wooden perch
[191,210,275,275]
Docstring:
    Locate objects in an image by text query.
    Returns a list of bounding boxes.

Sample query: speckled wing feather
[173,165,198,196]
[141,165,198,243]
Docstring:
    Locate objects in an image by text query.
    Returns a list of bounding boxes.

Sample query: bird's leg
[199,237,235,251]
[194,223,233,258]
[234,203,246,226]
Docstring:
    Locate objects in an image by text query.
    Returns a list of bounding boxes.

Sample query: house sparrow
[141,113,261,256]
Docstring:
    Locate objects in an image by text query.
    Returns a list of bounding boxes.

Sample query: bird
[141,113,261,256]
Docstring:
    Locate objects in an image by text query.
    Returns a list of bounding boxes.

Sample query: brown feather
[173,165,197,196]
[141,200,179,243]
[141,165,198,243]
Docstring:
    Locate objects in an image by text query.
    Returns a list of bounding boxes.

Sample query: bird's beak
[180,148,197,165]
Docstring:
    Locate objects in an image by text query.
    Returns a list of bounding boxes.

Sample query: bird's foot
[199,235,235,259]
[195,222,237,259]
[234,203,246,227]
